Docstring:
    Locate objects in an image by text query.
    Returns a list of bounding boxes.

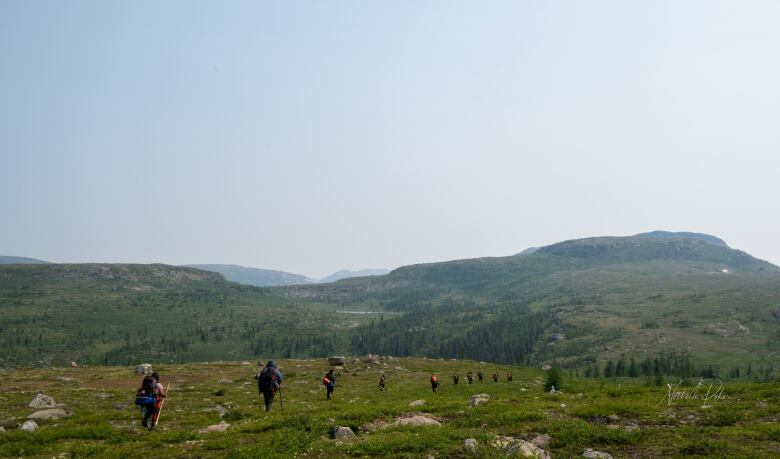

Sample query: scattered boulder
[469,393,490,407]
[28,393,57,409]
[492,436,550,459]
[707,322,750,337]
[331,426,355,438]
[134,364,153,375]
[361,413,442,432]
[20,420,38,432]
[409,399,426,407]
[607,415,620,423]
[199,421,230,433]
[218,378,233,384]
[531,433,550,448]
[328,356,346,366]
[541,364,552,371]
[0,426,5,432]
[113,403,127,411]
[203,406,227,417]
[464,438,478,450]
[582,448,613,459]
[28,409,69,421]
[70,361,79,368]
[95,392,112,400]
[393,414,441,427]
[54,377,75,382]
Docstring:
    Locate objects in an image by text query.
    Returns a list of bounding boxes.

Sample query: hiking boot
[141,419,148,428]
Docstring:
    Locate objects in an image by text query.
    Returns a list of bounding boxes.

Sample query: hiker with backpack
[507,371,513,382]
[135,373,164,429]
[323,369,336,400]
[492,372,499,383]
[378,374,386,391]
[478,371,484,382]
[430,374,439,393]
[467,371,474,384]
[453,374,459,385]
[257,360,283,412]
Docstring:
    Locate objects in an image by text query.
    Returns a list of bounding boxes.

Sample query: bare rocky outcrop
[20,420,38,432]
[134,364,153,375]
[409,399,426,407]
[361,412,442,432]
[583,448,613,458]
[331,426,356,438]
[28,409,69,421]
[28,393,58,409]
[530,433,550,448]
[469,393,490,407]
[464,438,478,450]
[199,421,230,433]
[328,356,346,366]
[707,322,750,337]
[492,436,550,459]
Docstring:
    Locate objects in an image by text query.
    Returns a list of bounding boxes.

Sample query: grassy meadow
[1,357,779,458]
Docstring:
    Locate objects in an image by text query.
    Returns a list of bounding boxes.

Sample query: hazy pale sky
[2,1,779,278]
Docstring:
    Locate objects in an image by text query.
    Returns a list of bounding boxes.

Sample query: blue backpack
[135,376,157,406]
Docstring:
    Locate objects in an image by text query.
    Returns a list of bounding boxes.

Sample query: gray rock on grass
[492,436,550,459]
[134,364,152,375]
[28,393,57,409]
[27,409,69,421]
[469,393,490,407]
[582,448,614,459]
[331,426,355,438]
[20,420,38,432]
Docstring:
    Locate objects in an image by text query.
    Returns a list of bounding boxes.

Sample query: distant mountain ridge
[319,268,390,283]
[183,264,314,287]
[0,256,50,264]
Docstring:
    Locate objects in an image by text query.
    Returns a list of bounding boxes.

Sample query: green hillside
[2,232,779,380]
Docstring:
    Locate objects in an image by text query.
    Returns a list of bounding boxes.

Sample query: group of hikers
[135,361,515,426]
[430,370,512,392]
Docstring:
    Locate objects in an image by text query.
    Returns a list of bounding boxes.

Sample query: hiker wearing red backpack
[430,374,439,393]
[135,373,164,429]
[323,369,336,400]
[257,360,283,412]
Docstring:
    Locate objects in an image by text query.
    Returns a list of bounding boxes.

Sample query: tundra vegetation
[1,357,779,458]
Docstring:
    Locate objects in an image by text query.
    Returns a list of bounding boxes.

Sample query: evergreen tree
[544,367,563,392]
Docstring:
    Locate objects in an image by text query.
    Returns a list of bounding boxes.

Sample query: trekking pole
[154,383,170,427]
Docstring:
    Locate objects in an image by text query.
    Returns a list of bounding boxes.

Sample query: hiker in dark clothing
[430,374,439,392]
[324,369,336,400]
[135,374,162,428]
[378,374,386,391]
[478,371,484,382]
[257,360,283,412]
[467,371,474,384]
[453,374,459,385]
[507,371,513,382]
[492,372,499,383]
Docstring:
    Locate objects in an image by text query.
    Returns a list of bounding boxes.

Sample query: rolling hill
[0,256,50,264]
[183,264,314,287]
[319,268,391,283]
[1,232,779,379]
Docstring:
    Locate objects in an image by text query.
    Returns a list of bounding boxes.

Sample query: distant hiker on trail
[135,374,164,429]
[453,374,459,385]
[257,360,283,412]
[430,374,439,393]
[378,374,385,391]
[324,369,336,400]
[478,371,484,382]
[507,371,513,382]
[492,372,499,383]
[467,371,474,384]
